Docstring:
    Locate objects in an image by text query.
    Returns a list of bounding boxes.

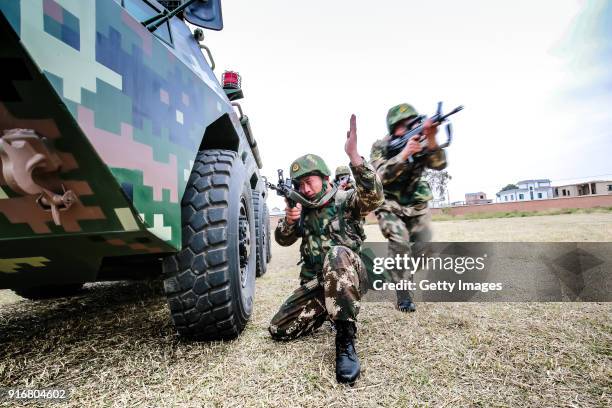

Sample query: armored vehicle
[0,0,270,339]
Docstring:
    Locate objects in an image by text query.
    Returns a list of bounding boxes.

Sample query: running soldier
[370,103,446,312]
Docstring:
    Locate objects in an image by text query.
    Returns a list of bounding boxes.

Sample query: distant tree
[500,183,518,192]
[423,169,451,200]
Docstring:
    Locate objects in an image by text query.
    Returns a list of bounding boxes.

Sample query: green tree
[500,184,518,192]
[423,169,452,200]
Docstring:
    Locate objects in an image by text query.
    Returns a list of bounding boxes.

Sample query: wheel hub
[238,199,251,287]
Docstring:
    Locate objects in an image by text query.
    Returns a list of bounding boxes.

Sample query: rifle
[264,169,303,208]
[263,169,317,237]
[264,169,339,238]
[385,102,463,162]
[264,169,338,209]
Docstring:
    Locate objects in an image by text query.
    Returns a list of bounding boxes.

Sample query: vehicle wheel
[13,284,83,300]
[162,149,256,340]
[253,191,267,277]
[264,203,272,263]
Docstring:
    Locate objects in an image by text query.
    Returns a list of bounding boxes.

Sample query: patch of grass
[0,225,610,406]
[432,206,612,221]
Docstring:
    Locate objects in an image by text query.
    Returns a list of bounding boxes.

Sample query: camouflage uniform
[268,157,383,341]
[369,104,447,303]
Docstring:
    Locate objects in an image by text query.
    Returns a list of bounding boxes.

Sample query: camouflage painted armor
[0,0,264,283]
[269,160,383,340]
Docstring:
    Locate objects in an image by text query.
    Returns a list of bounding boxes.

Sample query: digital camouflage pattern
[268,246,366,340]
[275,161,383,282]
[386,103,418,133]
[271,159,383,337]
[0,0,262,286]
[289,153,331,179]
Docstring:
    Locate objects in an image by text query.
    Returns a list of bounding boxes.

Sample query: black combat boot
[335,320,360,384]
[397,299,417,312]
[396,290,416,312]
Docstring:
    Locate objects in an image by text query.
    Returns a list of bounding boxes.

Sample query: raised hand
[345,114,363,166]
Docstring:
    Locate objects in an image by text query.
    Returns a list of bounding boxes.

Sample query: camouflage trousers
[375,201,432,302]
[268,245,367,341]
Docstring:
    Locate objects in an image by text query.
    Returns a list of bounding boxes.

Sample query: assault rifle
[264,169,338,209]
[385,102,463,161]
[264,169,303,208]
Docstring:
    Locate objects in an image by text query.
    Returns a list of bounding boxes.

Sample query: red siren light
[222,71,241,89]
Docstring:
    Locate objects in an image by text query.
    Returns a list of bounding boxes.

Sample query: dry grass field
[369,212,612,242]
[0,213,610,407]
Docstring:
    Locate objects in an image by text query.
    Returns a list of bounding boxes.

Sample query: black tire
[253,191,267,277]
[13,284,83,300]
[162,149,256,340]
[264,203,272,263]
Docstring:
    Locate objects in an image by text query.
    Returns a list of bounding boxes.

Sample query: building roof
[553,180,612,188]
[497,187,550,194]
[516,179,551,184]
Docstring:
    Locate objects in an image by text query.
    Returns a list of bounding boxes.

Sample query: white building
[496,179,554,202]
[553,180,612,197]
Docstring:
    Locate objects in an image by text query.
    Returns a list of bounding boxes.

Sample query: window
[123,0,173,45]
[511,195,514,200]
[504,196,508,202]
[608,185,612,191]
[519,193,524,200]
[479,195,484,199]
[538,193,542,198]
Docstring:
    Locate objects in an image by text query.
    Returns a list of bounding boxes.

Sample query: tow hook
[0,128,76,226]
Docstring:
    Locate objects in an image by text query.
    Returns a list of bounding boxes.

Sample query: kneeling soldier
[268,115,383,384]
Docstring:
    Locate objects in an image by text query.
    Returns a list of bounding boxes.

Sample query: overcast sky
[199,0,612,209]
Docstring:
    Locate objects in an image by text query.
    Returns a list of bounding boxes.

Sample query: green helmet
[289,153,331,179]
[334,165,351,179]
[386,103,418,133]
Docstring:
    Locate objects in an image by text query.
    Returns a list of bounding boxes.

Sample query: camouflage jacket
[370,135,447,207]
[275,160,383,281]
